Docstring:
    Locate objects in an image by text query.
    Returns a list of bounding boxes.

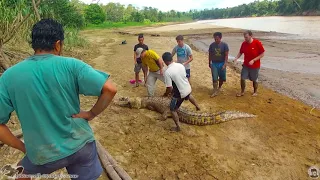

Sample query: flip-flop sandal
[236,93,244,97]
[252,93,258,97]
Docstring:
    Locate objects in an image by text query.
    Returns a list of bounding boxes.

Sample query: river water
[196,16,320,39]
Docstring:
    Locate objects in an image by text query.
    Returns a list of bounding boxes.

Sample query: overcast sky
[82,0,257,12]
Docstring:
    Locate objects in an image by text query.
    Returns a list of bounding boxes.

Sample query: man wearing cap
[162,52,200,132]
[136,48,165,97]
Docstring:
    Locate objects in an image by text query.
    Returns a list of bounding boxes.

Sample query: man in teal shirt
[0,19,117,179]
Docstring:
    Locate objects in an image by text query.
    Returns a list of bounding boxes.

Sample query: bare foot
[170,127,181,132]
[196,107,201,111]
[252,93,258,97]
[210,91,218,98]
[135,83,139,87]
[236,92,244,97]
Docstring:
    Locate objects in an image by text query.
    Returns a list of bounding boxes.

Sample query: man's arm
[134,52,137,64]
[142,64,148,85]
[0,125,26,153]
[72,61,117,121]
[249,41,265,65]
[183,46,193,66]
[155,58,164,75]
[183,55,193,66]
[163,72,172,96]
[223,51,229,69]
[73,79,117,120]
[0,79,25,153]
[171,47,176,57]
[253,52,264,61]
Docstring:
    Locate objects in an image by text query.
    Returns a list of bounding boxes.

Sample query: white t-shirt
[164,62,191,98]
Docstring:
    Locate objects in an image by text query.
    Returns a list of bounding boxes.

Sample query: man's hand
[160,69,163,76]
[249,60,255,66]
[222,63,227,70]
[72,110,95,121]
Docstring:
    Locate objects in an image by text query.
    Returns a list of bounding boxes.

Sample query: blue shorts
[19,141,102,180]
[186,69,191,78]
[211,62,226,82]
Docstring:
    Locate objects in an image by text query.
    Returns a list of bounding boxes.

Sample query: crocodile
[115,96,256,126]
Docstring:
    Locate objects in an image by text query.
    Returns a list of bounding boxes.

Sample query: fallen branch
[96,140,122,180]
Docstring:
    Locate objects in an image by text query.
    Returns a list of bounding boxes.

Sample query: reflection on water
[197,16,320,39]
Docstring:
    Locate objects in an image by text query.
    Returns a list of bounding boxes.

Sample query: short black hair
[213,32,222,38]
[31,19,64,51]
[138,34,144,39]
[244,30,253,36]
[176,35,184,41]
[162,52,173,62]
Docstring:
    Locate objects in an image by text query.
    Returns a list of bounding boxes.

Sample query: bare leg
[237,79,246,97]
[210,81,219,97]
[188,95,200,111]
[252,81,258,96]
[219,79,224,89]
[135,72,139,87]
[170,111,181,132]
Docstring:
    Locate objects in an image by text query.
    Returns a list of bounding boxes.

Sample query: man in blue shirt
[171,35,193,82]
[0,19,117,179]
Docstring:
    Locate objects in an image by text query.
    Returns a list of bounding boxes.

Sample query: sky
[82,0,257,12]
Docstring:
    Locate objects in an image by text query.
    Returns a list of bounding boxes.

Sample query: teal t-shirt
[0,54,109,165]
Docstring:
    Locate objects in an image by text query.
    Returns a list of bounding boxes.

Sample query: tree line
[192,0,320,20]
[4,0,316,30]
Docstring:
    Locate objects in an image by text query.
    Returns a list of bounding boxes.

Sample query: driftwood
[96,141,132,180]
[96,140,122,180]
[0,129,23,146]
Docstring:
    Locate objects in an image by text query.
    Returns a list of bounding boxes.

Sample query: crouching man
[162,52,200,132]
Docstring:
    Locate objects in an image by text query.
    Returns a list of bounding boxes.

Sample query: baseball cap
[136,48,144,58]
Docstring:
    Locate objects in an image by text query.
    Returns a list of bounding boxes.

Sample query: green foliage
[85,21,155,29]
[84,4,105,24]
[143,19,152,24]
[39,0,85,29]
[193,0,320,19]
[64,28,87,50]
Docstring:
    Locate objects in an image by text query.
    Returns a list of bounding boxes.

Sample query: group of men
[132,31,265,131]
[0,18,265,179]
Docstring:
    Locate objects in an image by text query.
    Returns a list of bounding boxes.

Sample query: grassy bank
[84,21,158,30]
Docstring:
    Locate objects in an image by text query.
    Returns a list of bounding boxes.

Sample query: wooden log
[0,129,23,146]
[102,144,132,180]
[96,140,122,180]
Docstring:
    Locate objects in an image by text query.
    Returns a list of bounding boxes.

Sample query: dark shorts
[211,62,226,82]
[241,65,260,81]
[186,69,191,78]
[170,94,190,111]
[19,141,102,180]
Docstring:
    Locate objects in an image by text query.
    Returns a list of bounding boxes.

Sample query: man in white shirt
[162,52,200,132]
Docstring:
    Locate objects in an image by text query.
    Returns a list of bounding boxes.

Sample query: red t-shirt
[240,39,265,69]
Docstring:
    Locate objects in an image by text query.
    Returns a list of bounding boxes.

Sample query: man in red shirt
[234,30,265,97]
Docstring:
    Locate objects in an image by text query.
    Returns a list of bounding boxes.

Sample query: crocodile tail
[217,111,256,123]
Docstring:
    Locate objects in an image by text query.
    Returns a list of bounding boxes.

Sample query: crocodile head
[115,97,132,108]
[114,97,142,109]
